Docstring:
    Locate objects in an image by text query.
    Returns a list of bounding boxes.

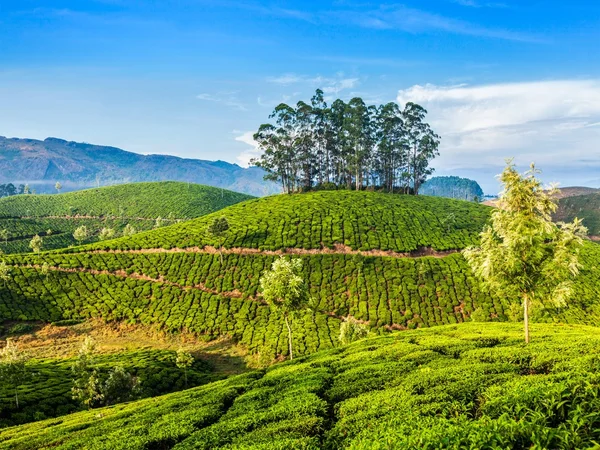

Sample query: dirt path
[86,244,459,259]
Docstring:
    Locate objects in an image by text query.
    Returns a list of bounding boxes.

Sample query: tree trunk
[284,314,293,360]
[15,387,19,409]
[523,294,530,344]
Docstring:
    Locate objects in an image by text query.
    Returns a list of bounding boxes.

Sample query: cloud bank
[397,80,600,189]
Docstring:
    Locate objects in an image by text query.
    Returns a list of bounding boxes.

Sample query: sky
[1,0,599,193]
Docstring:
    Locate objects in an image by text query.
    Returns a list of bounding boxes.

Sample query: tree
[0,261,11,286]
[101,366,140,405]
[154,216,164,229]
[98,227,115,241]
[71,337,103,408]
[463,161,587,343]
[55,181,62,193]
[175,349,194,388]
[0,229,8,245]
[207,217,230,264]
[122,224,136,237]
[73,226,88,244]
[29,234,42,253]
[23,184,31,195]
[41,262,50,277]
[259,257,310,360]
[339,316,369,345]
[0,340,29,408]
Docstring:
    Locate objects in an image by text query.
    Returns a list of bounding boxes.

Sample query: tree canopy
[463,161,587,343]
[251,90,440,194]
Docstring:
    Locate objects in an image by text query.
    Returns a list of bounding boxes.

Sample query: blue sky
[1,0,600,192]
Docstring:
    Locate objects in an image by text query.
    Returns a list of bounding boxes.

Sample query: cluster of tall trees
[0,183,33,198]
[251,90,440,194]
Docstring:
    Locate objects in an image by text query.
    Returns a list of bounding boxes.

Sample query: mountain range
[0,136,279,197]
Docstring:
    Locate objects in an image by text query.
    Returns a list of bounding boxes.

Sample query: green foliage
[0,340,29,409]
[0,262,9,286]
[72,226,88,244]
[71,337,103,409]
[464,162,587,343]
[4,324,600,449]
[0,182,252,254]
[176,349,194,388]
[97,227,115,241]
[0,347,215,428]
[28,235,42,253]
[79,191,491,253]
[339,317,368,344]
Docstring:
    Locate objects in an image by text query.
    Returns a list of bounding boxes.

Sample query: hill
[2,191,600,361]
[554,186,599,199]
[2,322,600,449]
[555,192,600,238]
[0,182,252,254]
[0,136,279,197]
[420,176,484,202]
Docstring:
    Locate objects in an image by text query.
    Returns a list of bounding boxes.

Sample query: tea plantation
[75,191,492,253]
[0,348,218,428]
[1,191,600,358]
[0,182,253,254]
[2,323,600,449]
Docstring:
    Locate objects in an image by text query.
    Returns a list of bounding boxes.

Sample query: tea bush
[3,323,600,449]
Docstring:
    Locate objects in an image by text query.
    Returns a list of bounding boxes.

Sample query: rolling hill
[0,182,253,254]
[2,190,600,362]
[555,192,600,238]
[2,322,600,449]
[0,136,279,197]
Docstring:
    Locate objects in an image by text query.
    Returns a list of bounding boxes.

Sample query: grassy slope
[0,182,253,253]
[76,191,492,252]
[556,192,600,236]
[3,323,600,449]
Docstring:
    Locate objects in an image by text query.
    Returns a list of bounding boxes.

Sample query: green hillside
[0,347,218,428]
[0,182,253,254]
[3,322,600,449]
[2,191,600,360]
[555,192,600,236]
[76,191,492,252]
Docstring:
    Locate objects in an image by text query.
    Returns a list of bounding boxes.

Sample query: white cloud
[266,73,360,96]
[196,91,246,111]
[234,131,260,167]
[397,80,600,176]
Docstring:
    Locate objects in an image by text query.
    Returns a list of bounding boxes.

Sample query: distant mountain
[420,176,484,202]
[0,136,280,197]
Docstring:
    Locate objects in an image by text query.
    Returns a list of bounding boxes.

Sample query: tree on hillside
[339,316,369,345]
[102,366,140,405]
[0,261,11,287]
[55,182,62,193]
[463,161,587,343]
[0,229,8,245]
[207,217,230,264]
[251,90,439,194]
[98,227,115,241]
[71,336,103,408]
[0,339,30,408]
[73,226,88,245]
[29,234,42,253]
[259,257,309,360]
[175,349,194,388]
[122,224,136,237]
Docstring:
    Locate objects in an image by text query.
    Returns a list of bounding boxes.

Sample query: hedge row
[0,349,217,428]
[74,191,492,253]
[3,323,600,449]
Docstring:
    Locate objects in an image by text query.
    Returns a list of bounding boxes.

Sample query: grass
[2,322,600,449]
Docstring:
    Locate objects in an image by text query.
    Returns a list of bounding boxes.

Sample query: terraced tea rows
[76,191,491,253]
[0,348,217,428]
[3,323,600,449]
[3,240,600,357]
[0,182,253,254]
[0,182,252,220]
